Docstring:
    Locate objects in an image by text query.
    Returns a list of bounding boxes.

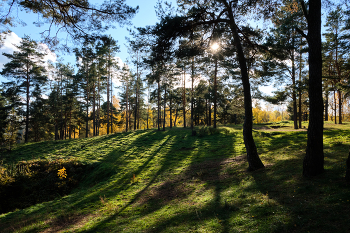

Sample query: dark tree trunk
[325,92,328,121]
[226,6,264,171]
[205,99,208,125]
[97,77,101,135]
[85,66,89,139]
[110,76,113,133]
[170,95,172,129]
[175,109,178,126]
[93,83,96,136]
[334,85,337,124]
[346,148,350,182]
[292,35,298,129]
[183,68,186,128]
[134,85,137,131]
[214,56,218,129]
[303,0,324,177]
[299,45,303,128]
[338,90,342,124]
[25,75,29,143]
[158,78,161,131]
[191,59,194,133]
[107,72,110,134]
[163,85,166,131]
[125,83,129,132]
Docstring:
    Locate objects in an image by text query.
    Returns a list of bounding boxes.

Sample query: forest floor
[1,121,350,232]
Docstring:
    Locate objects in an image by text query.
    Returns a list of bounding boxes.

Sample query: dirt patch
[253,126,270,130]
[43,213,93,233]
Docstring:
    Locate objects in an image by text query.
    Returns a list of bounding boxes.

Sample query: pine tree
[1,36,47,143]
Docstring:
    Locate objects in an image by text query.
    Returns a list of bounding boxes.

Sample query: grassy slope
[1,121,350,233]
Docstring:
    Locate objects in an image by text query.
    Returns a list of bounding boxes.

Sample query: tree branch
[298,0,308,23]
[295,27,308,41]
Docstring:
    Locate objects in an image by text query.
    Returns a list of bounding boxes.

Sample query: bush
[0,159,92,214]
[198,127,224,137]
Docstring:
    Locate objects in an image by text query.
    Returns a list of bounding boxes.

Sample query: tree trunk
[107,67,110,134]
[299,45,303,128]
[214,56,218,129]
[191,59,194,133]
[25,73,29,143]
[170,95,173,129]
[111,76,114,133]
[97,76,100,135]
[346,148,350,182]
[338,90,342,124]
[334,85,337,124]
[324,92,328,121]
[292,34,298,129]
[93,82,96,136]
[226,7,264,171]
[303,0,324,177]
[183,68,186,128]
[85,65,89,139]
[158,78,161,131]
[126,83,129,132]
[163,85,166,131]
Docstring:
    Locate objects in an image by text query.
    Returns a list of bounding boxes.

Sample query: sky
[0,0,287,103]
[0,0,172,69]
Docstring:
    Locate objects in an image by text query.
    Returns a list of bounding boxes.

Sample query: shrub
[0,159,91,214]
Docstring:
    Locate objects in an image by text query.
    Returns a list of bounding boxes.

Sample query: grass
[0,121,350,232]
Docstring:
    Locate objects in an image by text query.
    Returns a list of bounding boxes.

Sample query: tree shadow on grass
[77,129,240,232]
[246,154,350,233]
[7,126,349,232]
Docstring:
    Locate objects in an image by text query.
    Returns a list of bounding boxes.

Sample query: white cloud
[38,43,57,63]
[0,32,57,72]
[0,32,21,71]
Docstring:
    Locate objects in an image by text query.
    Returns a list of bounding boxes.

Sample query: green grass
[1,121,350,232]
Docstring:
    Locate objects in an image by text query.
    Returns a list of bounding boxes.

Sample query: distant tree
[1,36,47,143]
[74,37,97,138]
[119,65,133,132]
[323,6,349,124]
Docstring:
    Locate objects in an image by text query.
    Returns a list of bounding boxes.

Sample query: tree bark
[333,83,337,124]
[303,0,324,177]
[338,90,342,124]
[292,34,298,129]
[225,5,264,171]
[183,68,186,128]
[25,66,30,143]
[107,62,110,134]
[170,94,173,128]
[299,45,303,128]
[214,56,218,129]
[324,92,328,121]
[191,59,194,133]
[158,78,161,131]
[163,85,166,131]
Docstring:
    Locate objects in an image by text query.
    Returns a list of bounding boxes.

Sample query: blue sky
[0,0,175,73]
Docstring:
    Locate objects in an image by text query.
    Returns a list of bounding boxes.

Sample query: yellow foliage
[253,106,288,123]
[57,167,67,179]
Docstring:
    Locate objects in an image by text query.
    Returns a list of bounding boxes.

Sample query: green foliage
[1,0,138,46]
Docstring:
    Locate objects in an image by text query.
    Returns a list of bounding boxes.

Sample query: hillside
[1,122,350,232]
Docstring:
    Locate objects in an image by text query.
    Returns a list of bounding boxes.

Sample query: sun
[211,42,219,51]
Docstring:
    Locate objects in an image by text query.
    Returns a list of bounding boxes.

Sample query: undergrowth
[0,159,90,214]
